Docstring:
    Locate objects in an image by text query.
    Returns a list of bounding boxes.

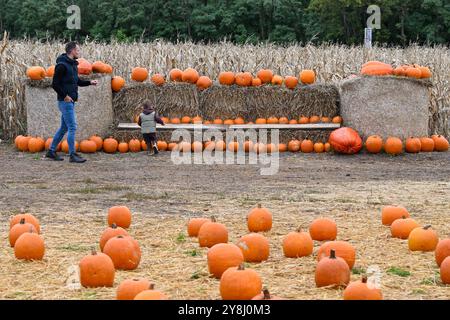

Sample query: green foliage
[0,0,448,45]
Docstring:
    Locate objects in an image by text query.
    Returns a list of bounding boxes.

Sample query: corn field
[1,33,449,140]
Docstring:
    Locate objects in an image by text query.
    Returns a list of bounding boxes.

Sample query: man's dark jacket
[51,53,91,102]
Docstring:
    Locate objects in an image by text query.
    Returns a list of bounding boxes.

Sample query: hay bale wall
[340,76,431,140]
[112,83,340,123]
[25,74,113,140]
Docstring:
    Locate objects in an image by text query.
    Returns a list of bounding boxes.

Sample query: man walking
[46,41,97,163]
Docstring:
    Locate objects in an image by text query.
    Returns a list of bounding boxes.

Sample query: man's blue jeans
[50,101,77,154]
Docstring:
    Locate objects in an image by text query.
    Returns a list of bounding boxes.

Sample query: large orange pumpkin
[218,72,235,85]
[251,78,262,86]
[9,218,37,247]
[300,70,316,84]
[14,231,45,260]
[103,235,141,270]
[390,216,420,239]
[89,135,103,151]
[435,238,450,267]
[207,243,244,278]
[151,74,165,86]
[419,66,432,79]
[10,213,40,234]
[116,278,151,300]
[128,139,142,152]
[196,76,212,90]
[107,206,132,229]
[220,264,262,300]
[343,276,383,300]
[288,140,301,152]
[381,205,410,226]
[234,72,252,87]
[408,225,439,252]
[419,137,434,152]
[284,76,298,89]
[329,127,362,154]
[77,58,92,75]
[256,69,273,84]
[26,66,46,80]
[317,241,356,269]
[134,284,168,300]
[131,67,148,82]
[282,228,313,258]
[431,135,448,152]
[315,250,350,288]
[440,257,450,284]
[405,137,421,153]
[271,75,283,85]
[28,137,45,153]
[182,68,199,84]
[300,139,314,153]
[118,142,129,153]
[80,140,97,153]
[237,233,270,263]
[169,68,183,82]
[103,137,118,153]
[198,217,228,248]
[79,249,115,288]
[309,218,337,241]
[365,135,383,154]
[384,137,403,155]
[99,223,129,252]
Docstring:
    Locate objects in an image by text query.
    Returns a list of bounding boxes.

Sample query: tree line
[0,0,449,45]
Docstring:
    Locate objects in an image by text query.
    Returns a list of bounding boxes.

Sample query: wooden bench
[117,123,341,131]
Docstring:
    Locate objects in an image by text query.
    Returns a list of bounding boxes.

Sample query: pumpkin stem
[329,249,336,259]
[296,226,302,233]
[361,275,368,283]
[149,283,155,290]
[91,247,97,255]
[20,218,26,224]
[263,289,271,300]
[238,264,245,270]
[210,216,216,223]
[423,225,432,230]
[257,204,262,208]
[401,215,406,219]
[111,223,117,229]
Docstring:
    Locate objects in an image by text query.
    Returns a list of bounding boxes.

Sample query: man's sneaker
[69,153,87,163]
[46,150,64,161]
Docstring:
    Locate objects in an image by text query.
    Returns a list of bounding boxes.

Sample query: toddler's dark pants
[142,133,158,153]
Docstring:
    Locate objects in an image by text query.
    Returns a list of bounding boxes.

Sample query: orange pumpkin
[223,119,235,125]
[288,140,301,152]
[46,65,55,77]
[218,72,235,85]
[171,117,181,124]
[431,135,448,152]
[420,137,434,152]
[79,249,115,288]
[220,264,262,300]
[299,116,310,124]
[118,142,129,153]
[9,218,37,247]
[384,137,403,155]
[405,137,421,153]
[361,62,393,76]
[300,70,316,84]
[278,117,289,124]
[197,76,212,90]
[116,278,151,300]
[309,115,320,123]
[393,66,406,76]
[181,116,191,124]
[169,68,183,82]
[284,76,298,89]
[26,66,46,80]
[14,231,45,260]
[103,235,141,270]
[321,116,330,123]
[128,139,142,152]
[390,216,420,239]
[131,67,148,82]
[381,205,410,226]
[228,141,239,152]
[157,141,168,151]
[255,118,267,124]
[235,72,253,87]
[289,119,298,124]
[237,233,270,262]
[329,127,362,154]
[80,140,97,153]
[92,61,109,73]
[182,68,199,84]
[313,142,324,153]
[282,228,314,258]
[343,276,383,300]
[317,241,356,269]
[198,217,228,248]
[440,256,450,284]
[89,135,103,151]
[435,238,450,267]
[418,66,432,79]
[151,74,165,86]
[187,218,211,237]
[76,58,92,75]
[107,205,132,229]
[215,140,226,151]
[207,243,244,278]
[278,143,287,152]
[405,67,422,79]
[17,136,30,151]
[266,117,278,124]
[133,284,168,300]
[99,223,129,252]
[244,141,254,153]
[408,225,439,252]
[301,139,314,153]
[332,116,342,124]
[315,250,350,288]
[103,137,118,153]
[213,118,223,125]
[28,137,45,153]
[271,75,283,85]
[61,140,80,153]
[324,142,331,152]
[365,135,383,154]
[251,78,262,86]
[10,213,40,234]
[309,218,337,241]
[257,69,273,84]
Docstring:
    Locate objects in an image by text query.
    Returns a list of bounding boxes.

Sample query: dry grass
[0,33,449,139]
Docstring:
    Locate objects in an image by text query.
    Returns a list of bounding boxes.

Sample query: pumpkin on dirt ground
[390,216,420,239]
[80,140,97,153]
[107,205,132,229]
[9,218,37,247]
[134,284,168,300]
[116,278,151,300]
[408,225,439,252]
[99,223,129,252]
[282,228,313,258]
[28,137,45,153]
[381,205,410,226]
[440,257,450,284]
[343,276,383,300]
[220,264,262,300]
[309,218,337,241]
[405,137,421,153]
[435,238,450,267]
[431,135,448,152]
[365,135,383,154]
[247,204,272,232]
[103,137,118,153]
[237,233,270,263]
[89,135,103,151]
[419,137,434,152]
[328,127,362,154]
[207,243,244,278]
[317,241,356,269]
[14,230,45,260]
[315,249,350,288]
[198,217,228,248]
[10,213,41,234]
[46,137,62,151]
[79,249,115,288]
[103,235,141,270]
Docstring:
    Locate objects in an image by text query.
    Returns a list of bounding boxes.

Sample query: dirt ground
[0,143,449,300]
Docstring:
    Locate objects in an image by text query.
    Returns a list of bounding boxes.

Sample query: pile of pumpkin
[131,67,316,91]
[26,59,126,92]
[360,61,432,79]
[7,204,450,300]
[135,115,342,126]
[364,135,449,155]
